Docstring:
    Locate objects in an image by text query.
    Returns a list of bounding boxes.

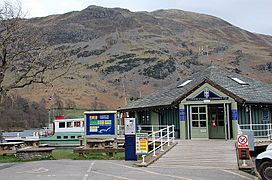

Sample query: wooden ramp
[149,140,238,169]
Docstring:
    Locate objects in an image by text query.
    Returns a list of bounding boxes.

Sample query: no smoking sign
[237,135,249,149]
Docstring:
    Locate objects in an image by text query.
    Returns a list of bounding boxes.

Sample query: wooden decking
[149,140,238,169]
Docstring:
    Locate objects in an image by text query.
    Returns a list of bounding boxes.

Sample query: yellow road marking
[16,167,48,174]
[92,171,133,180]
[222,170,253,180]
[105,161,194,180]
[82,174,88,180]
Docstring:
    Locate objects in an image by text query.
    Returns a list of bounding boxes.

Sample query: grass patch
[0,154,54,163]
[0,150,124,163]
[0,154,18,163]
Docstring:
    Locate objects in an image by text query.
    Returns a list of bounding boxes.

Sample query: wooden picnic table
[0,142,25,155]
[23,139,40,147]
[86,138,115,149]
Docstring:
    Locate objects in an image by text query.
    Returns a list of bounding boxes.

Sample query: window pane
[200,121,206,127]
[192,121,199,127]
[192,114,198,120]
[67,122,72,128]
[192,107,198,113]
[59,122,65,128]
[71,136,75,139]
[218,120,224,126]
[57,136,61,139]
[200,114,206,120]
[64,136,68,139]
[199,107,206,113]
[74,121,81,127]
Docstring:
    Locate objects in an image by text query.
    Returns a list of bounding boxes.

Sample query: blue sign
[263,110,269,122]
[86,113,115,135]
[232,109,238,121]
[180,109,185,121]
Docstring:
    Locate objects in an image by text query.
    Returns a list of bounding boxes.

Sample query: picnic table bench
[86,138,116,149]
[0,142,25,155]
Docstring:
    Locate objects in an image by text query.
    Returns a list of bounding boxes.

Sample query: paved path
[150,140,238,169]
[0,159,255,180]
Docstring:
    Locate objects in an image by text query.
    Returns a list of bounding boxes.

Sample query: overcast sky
[10,0,272,35]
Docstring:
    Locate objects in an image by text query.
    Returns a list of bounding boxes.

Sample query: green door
[190,105,208,139]
[208,105,225,139]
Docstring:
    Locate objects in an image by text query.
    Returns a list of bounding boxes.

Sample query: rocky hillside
[16,6,272,110]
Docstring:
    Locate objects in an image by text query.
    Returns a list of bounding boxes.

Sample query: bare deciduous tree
[0,1,72,101]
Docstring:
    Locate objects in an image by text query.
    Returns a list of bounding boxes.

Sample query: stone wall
[16,148,54,160]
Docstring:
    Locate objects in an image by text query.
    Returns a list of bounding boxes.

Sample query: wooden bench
[74,147,124,157]
[86,138,115,149]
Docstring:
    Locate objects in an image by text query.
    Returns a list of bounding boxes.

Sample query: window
[59,122,65,128]
[67,122,72,128]
[138,111,151,125]
[230,77,248,85]
[191,106,207,128]
[71,136,75,139]
[177,80,192,88]
[57,136,61,139]
[74,121,81,127]
[63,136,68,139]
[77,136,82,139]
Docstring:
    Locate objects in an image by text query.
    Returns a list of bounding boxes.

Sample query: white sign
[124,118,136,135]
[237,135,249,149]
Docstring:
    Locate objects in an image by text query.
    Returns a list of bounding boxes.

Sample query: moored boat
[39,116,84,146]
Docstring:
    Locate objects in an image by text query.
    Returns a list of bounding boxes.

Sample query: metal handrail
[141,125,175,164]
[238,123,272,139]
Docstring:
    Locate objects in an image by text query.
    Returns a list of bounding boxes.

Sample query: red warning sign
[237,135,249,149]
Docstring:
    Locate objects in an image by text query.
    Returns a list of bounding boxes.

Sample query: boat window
[67,122,72,128]
[59,122,65,128]
[63,136,68,139]
[57,136,61,139]
[74,121,81,127]
[78,136,82,139]
[71,136,75,139]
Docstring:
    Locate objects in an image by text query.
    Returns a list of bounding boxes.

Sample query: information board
[136,133,148,155]
[86,113,115,135]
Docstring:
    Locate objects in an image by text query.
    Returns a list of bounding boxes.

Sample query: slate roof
[119,66,272,111]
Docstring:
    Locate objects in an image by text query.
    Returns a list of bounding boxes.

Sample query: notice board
[85,111,116,135]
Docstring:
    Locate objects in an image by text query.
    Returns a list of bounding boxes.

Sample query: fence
[140,125,175,164]
[116,124,175,164]
[238,123,272,139]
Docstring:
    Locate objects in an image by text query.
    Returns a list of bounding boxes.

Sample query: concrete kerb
[135,141,178,167]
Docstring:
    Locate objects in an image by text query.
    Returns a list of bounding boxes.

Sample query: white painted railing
[141,125,175,165]
[238,123,272,139]
[117,125,169,135]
